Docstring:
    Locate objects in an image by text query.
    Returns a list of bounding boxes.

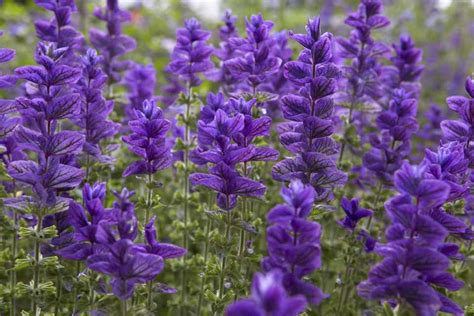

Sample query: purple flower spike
[359,161,465,315]
[125,63,157,118]
[34,0,83,62]
[225,14,282,92]
[74,49,119,164]
[11,42,84,207]
[262,180,328,306]
[273,17,346,199]
[226,270,307,316]
[122,100,172,177]
[338,197,373,231]
[167,17,214,88]
[90,0,136,83]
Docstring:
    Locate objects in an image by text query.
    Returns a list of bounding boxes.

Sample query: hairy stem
[197,218,212,315]
[180,84,192,316]
[32,212,43,314]
[10,211,17,316]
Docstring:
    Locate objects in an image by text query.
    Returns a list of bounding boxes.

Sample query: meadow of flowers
[0,0,473,315]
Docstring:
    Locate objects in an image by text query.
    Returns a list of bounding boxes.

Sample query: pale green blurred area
[0,0,473,106]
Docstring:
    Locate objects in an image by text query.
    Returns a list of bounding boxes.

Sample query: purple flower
[190,162,265,210]
[441,76,474,166]
[90,0,136,83]
[56,182,107,260]
[358,161,464,315]
[167,18,214,88]
[273,17,346,199]
[34,0,83,62]
[225,14,282,93]
[124,63,157,118]
[73,49,119,164]
[10,43,84,206]
[122,100,172,177]
[337,197,373,231]
[226,270,307,316]
[87,238,163,300]
[262,180,328,306]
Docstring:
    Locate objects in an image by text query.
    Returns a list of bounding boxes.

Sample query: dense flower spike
[262,180,327,306]
[167,17,214,88]
[362,35,423,184]
[122,100,172,177]
[225,14,282,96]
[34,0,83,62]
[442,76,474,165]
[10,43,84,206]
[336,0,390,160]
[83,188,176,300]
[190,93,274,209]
[358,162,465,315]
[0,33,17,140]
[125,63,157,118]
[90,0,136,83]
[226,271,307,316]
[74,49,119,165]
[272,17,346,198]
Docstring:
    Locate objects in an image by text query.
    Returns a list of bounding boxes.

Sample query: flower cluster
[167,18,214,88]
[362,36,423,184]
[125,63,157,118]
[0,33,18,162]
[358,162,465,315]
[74,49,119,166]
[90,0,136,84]
[225,14,282,96]
[11,42,84,206]
[262,180,326,306]
[122,100,172,178]
[226,271,307,316]
[190,94,271,210]
[336,0,390,150]
[34,0,83,63]
[272,17,346,198]
[442,76,474,165]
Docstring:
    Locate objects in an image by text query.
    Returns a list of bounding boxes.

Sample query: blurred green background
[1,0,473,107]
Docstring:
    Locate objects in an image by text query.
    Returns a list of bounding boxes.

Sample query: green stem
[145,173,153,227]
[121,299,127,316]
[218,212,232,302]
[32,212,43,314]
[72,261,81,314]
[197,218,212,315]
[55,273,62,315]
[180,84,192,316]
[365,181,383,231]
[10,211,17,316]
[146,281,153,311]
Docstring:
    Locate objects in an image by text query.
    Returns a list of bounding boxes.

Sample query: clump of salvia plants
[0,0,473,315]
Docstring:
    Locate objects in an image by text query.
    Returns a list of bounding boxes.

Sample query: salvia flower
[34,0,83,63]
[85,188,164,300]
[74,49,119,164]
[358,162,465,315]
[56,182,107,260]
[225,14,282,95]
[90,0,136,83]
[338,197,373,231]
[167,18,214,88]
[0,33,18,154]
[272,17,346,198]
[10,42,84,206]
[122,99,172,177]
[262,180,327,306]
[226,270,307,316]
[441,76,474,166]
[336,0,390,146]
[124,63,157,118]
